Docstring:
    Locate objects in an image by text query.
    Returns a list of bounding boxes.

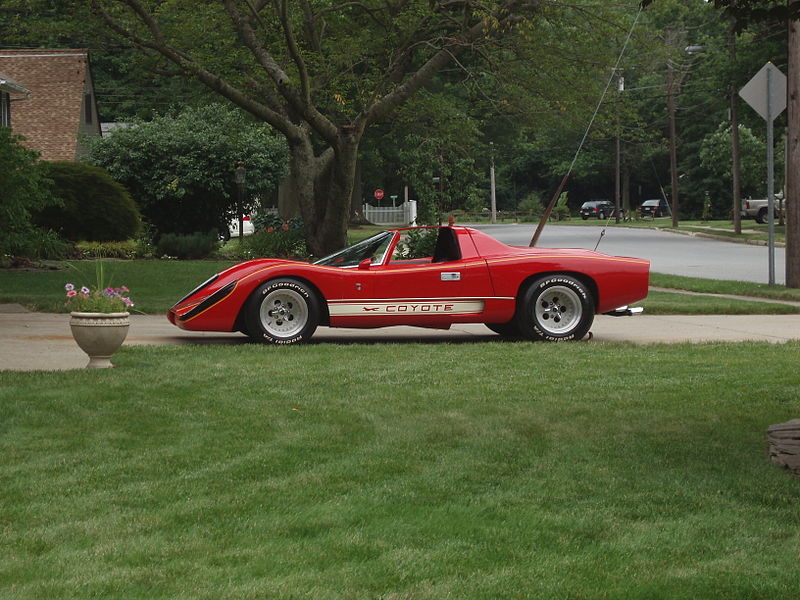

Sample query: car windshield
[313,231,394,267]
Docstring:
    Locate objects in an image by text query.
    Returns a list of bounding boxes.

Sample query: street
[473,223,786,284]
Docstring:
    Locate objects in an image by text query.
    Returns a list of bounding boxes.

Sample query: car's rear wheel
[516,275,594,342]
[245,278,320,344]
[597,211,605,220]
[756,207,768,224]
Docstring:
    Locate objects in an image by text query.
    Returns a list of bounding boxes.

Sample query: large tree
[90,0,544,255]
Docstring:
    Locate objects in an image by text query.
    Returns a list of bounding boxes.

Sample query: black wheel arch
[515,271,599,313]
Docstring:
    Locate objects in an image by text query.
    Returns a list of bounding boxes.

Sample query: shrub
[241,217,307,259]
[35,162,141,242]
[156,231,219,260]
[86,104,288,237]
[517,191,544,218]
[395,228,437,259]
[75,240,140,259]
[4,228,71,260]
[0,128,62,258]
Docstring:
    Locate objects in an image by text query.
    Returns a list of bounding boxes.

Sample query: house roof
[0,49,99,161]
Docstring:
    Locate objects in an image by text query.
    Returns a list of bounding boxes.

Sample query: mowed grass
[0,260,234,313]
[2,341,799,599]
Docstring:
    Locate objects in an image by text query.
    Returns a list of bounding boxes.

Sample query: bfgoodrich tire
[245,279,320,344]
[516,275,594,342]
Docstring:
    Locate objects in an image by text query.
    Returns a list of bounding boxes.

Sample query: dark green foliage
[87,104,288,238]
[241,217,307,259]
[394,228,437,259]
[35,162,141,242]
[0,128,67,258]
[156,231,219,260]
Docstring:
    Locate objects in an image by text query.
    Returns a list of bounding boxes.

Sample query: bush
[240,217,307,259]
[0,128,62,258]
[75,240,140,259]
[87,104,288,237]
[395,228,437,259]
[3,228,71,260]
[156,231,219,260]
[35,162,141,242]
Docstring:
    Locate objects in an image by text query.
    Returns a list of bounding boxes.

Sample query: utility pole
[667,57,680,228]
[729,3,742,235]
[615,72,623,224]
[788,0,800,287]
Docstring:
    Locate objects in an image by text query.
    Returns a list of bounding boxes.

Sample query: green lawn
[1,341,799,598]
[0,260,234,313]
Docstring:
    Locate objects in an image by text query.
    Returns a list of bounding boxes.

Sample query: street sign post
[739,62,787,285]
[374,189,384,201]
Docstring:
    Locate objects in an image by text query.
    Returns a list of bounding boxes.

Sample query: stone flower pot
[69,312,130,369]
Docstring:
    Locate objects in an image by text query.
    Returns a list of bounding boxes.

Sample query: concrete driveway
[2,305,798,372]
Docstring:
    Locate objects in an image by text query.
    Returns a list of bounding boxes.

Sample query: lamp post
[234,162,246,240]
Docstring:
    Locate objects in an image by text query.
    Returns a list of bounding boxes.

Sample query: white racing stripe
[328,299,485,317]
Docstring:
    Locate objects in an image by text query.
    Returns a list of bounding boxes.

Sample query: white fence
[362,200,417,226]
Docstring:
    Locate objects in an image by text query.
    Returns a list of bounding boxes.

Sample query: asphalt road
[472,223,785,285]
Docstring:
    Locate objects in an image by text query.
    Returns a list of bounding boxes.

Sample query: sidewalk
[1,305,799,372]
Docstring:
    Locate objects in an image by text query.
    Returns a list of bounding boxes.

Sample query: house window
[84,93,93,124]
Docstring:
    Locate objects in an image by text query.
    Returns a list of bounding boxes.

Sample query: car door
[328,228,494,326]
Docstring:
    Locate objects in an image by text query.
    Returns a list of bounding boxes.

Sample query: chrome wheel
[533,285,582,335]
[516,275,594,342]
[259,288,308,338]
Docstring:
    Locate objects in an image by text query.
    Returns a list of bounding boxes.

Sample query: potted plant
[64,262,135,369]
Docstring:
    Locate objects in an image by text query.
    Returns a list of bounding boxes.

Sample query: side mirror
[358,258,372,270]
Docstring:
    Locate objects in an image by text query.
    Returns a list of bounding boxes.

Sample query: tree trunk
[287,131,359,257]
[788,0,800,288]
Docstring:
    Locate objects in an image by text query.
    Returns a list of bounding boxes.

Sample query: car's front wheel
[245,278,320,344]
[516,275,594,341]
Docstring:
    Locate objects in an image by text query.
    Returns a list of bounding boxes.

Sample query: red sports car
[168,225,649,344]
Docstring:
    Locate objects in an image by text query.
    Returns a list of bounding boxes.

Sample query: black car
[639,198,670,218]
[579,200,622,220]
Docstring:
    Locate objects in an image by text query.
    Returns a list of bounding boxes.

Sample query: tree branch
[91,0,294,137]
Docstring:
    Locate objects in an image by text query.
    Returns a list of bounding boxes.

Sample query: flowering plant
[63,260,134,313]
[64,283,135,313]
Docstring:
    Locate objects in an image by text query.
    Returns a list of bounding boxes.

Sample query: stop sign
[374,189,384,200]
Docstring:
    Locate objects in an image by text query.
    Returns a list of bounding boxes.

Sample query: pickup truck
[741,198,784,224]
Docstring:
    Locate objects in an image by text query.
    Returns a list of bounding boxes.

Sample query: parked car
[228,215,255,237]
[168,225,650,344]
[639,199,669,218]
[580,200,623,220]
[741,198,784,224]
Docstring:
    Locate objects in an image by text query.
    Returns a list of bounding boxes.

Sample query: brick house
[0,49,101,160]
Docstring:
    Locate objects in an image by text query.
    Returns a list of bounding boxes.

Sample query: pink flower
[65,283,75,291]
[282,224,289,231]
[80,286,90,294]
[267,227,275,233]
[66,290,77,298]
